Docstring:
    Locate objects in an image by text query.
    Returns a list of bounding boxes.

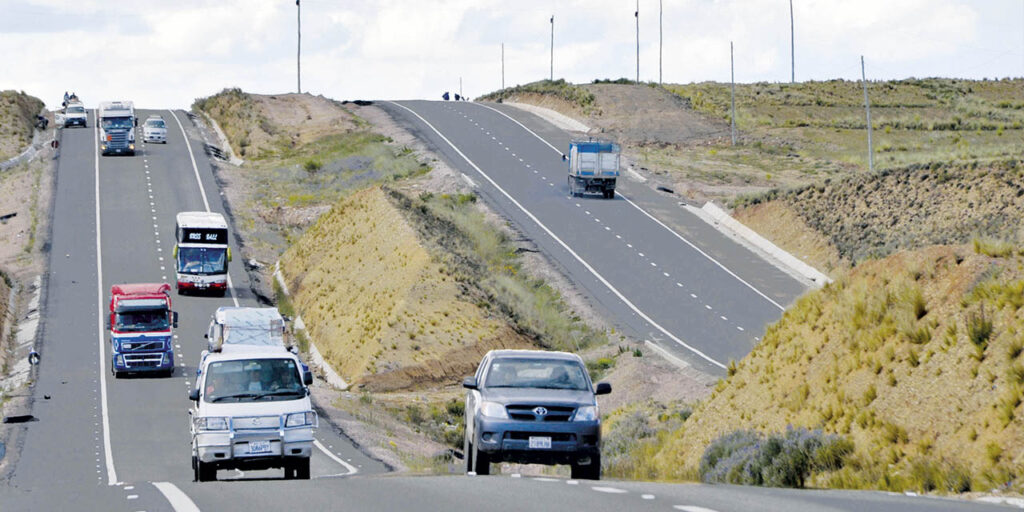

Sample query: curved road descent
[0,105,1010,512]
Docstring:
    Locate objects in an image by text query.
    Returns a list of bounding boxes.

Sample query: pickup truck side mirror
[105,318,111,330]
[302,370,313,386]
[462,376,478,390]
[188,389,199,401]
[172,311,179,328]
[594,382,612,395]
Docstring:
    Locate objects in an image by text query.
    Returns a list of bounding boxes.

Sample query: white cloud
[0,0,1018,110]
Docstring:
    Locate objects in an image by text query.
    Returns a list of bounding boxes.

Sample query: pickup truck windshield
[67,106,85,114]
[145,119,165,128]
[115,309,169,332]
[102,116,133,130]
[178,247,226,274]
[204,358,304,403]
[485,358,589,391]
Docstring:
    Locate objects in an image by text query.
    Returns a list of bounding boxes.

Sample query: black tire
[471,432,490,475]
[571,453,601,480]
[197,460,217,482]
[295,457,311,480]
[192,456,199,482]
[113,370,123,379]
[284,461,295,479]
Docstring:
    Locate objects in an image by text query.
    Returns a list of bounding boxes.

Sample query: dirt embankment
[734,160,1024,269]
[636,245,1024,492]
[279,186,535,391]
[0,91,45,161]
[194,88,359,160]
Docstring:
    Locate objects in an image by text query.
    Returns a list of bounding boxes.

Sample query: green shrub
[699,427,853,488]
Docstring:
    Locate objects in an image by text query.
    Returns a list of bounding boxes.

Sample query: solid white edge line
[314,439,359,475]
[475,102,785,311]
[169,110,239,308]
[153,482,201,512]
[94,109,118,485]
[385,101,726,370]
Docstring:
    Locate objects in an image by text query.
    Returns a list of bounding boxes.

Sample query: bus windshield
[177,246,226,275]
[102,116,133,130]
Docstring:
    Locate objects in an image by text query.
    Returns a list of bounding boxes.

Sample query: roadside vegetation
[0,90,44,161]
[476,79,600,115]
[192,89,428,277]
[620,245,1024,493]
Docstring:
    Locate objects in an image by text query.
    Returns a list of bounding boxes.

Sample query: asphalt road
[379,100,806,373]
[0,104,1014,512]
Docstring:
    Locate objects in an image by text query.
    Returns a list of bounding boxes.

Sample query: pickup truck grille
[506,432,576,442]
[506,405,576,422]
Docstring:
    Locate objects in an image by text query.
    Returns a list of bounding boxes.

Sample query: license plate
[528,436,552,449]
[196,283,208,289]
[248,440,271,454]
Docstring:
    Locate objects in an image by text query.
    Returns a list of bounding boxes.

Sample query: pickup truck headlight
[285,411,316,427]
[480,401,508,419]
[573,405,599,422]
[196,416,229,431]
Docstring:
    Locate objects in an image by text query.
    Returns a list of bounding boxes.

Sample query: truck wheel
[197,460,217,482]
[604,190,615,199]
[295,458,311,480]
[471,438,490,475]
[571,453,601,480]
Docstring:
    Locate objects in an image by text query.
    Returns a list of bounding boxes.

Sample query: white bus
[173,212,231,296]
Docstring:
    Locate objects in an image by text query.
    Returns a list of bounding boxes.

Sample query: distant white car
[143,115,167,143]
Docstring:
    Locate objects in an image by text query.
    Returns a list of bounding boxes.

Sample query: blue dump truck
[565,139,621,199]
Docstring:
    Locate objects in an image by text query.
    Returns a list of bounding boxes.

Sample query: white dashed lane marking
[591,486,628,494]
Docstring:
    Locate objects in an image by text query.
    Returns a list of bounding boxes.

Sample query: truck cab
[98,100,136,155]
[189,307,316,482]
[108,283,177,377]
[566,140,621,199]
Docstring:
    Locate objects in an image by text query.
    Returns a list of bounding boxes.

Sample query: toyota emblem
[533,406,548,416]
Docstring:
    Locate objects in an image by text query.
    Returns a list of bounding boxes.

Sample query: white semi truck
[98,100,137,155]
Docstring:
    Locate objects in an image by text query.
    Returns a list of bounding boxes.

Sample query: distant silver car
[143,115,167,143]
[463,349,611,480]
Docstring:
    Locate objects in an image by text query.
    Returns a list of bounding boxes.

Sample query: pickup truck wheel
[571,453,601,480]
[463,434,474,473]
[471,438,490,475]
[197,460,217,482]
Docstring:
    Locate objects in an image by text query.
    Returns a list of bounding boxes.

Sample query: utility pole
[296,0,301,94]
[659,0,663,85]
[861,55,873,172]
[550,15,554,81]
[635,1,640,83]
[789,0,795,83]
[501,43,505,90]
[460,77,463,100]
[730,41,737,145]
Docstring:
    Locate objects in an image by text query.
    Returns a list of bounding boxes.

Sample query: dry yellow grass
[732,200,848,276]
[644,245,1024,491]
[280,187,532,390]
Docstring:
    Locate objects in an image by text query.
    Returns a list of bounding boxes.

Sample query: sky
[1,0,1022,109]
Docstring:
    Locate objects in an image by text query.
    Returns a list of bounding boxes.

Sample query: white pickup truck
[63,101,87,128]
[189,307,316,481]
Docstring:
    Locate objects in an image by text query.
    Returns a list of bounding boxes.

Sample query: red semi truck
[107,283,178,377]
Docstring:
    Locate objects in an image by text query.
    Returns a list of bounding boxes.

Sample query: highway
[0,104,1012,512]
[379,100,807,372]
